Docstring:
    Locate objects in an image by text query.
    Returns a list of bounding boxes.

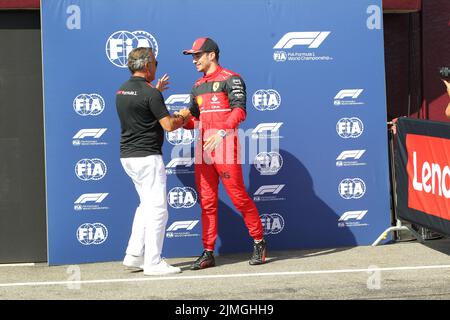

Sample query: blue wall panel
[41,0,390,265]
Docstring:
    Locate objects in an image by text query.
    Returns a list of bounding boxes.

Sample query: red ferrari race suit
[184,65,263,251]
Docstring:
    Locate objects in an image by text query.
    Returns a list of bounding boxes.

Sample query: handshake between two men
[118,41,267,276]
[174,107,191,120]
[173,108,227,151]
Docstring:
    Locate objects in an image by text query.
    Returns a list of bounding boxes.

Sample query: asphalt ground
[1,238,450,303]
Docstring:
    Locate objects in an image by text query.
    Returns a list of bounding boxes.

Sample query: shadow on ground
[217,150,357,261]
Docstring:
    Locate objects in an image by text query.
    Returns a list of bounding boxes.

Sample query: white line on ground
[0,263,35,267]
[304,249,336,257]
[1,264,450,288]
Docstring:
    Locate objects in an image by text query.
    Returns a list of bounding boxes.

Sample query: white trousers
[120,155,168,267]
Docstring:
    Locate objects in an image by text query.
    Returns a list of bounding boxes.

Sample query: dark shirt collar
[130,76,147,81]
[130,76,155,87]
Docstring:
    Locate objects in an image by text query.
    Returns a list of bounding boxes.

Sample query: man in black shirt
[116,47,186,276]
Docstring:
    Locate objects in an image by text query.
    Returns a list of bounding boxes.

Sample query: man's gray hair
[127,47,153,73]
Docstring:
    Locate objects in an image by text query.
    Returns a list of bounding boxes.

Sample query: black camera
[440,67,450,80]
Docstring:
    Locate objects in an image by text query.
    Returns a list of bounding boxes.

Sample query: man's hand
[443,79,450,96]
[178,108,191,118]
[156,73,170,92]
[203,133,223,151]
[390,117,399,135]
[174,108,192,124]
[443,80,450,118]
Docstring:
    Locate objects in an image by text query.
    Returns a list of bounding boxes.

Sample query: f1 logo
[74,193,109,204]
[166,220,199,231]
[73,129,107,139]
[165,94,190,105]
[339,210,368,221]
[335,89,364,100]
[336,150,366,161]
[252,123,283,137]
[254,185,285,196]
[274,32,331,49]
[166,158,195,168]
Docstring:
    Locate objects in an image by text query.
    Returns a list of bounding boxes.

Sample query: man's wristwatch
[217,129,227,138]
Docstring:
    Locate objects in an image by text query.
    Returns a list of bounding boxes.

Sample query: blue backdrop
[41,0,391,265]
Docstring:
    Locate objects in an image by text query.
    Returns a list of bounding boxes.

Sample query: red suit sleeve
[223,108,246,130]
[183,116,198,130]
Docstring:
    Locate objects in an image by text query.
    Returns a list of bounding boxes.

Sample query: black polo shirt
[116,76,170,158]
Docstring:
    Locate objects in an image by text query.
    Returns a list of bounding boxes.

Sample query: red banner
[383,0,421,12]
[0,0,39,9]
[406,134,450,220]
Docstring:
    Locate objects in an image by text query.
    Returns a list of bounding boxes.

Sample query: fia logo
[168,187,198,209]
[254,152,283,175]
[336,117,364,138]
[273,51,287,62]
[260,213,285,235]
[75,159,107,181]
[338,178,366,199]
[76,223,108,245]
[166,128,196,145]
[73,94,105,116]
[252,89,281,111]
[106,30,158,68]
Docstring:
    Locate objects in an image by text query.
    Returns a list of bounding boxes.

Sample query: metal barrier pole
[372,121,424,246]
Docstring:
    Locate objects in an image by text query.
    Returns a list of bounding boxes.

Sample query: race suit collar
[203,65,223,81]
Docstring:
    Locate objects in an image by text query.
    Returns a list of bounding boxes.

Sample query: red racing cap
[183,37,220,55]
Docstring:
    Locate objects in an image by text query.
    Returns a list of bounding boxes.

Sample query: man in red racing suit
[178,37,267,270]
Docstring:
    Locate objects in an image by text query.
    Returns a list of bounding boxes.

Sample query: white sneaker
[123,254,144,270]
[143,259,182,276]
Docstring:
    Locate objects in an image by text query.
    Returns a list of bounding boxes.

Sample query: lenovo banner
[396,117,450,235]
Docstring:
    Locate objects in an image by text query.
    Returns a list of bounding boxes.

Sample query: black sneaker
[249,239,267,265]
[191,250,215,270]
